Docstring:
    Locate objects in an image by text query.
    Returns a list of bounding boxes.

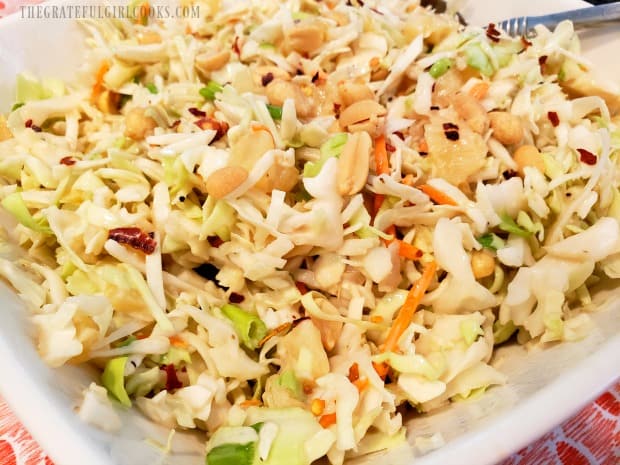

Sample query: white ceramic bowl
[0,1,619,465]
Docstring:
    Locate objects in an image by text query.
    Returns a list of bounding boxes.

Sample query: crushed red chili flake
[295,281,309,294]
[162,364,183,391]
[393,131,405,140]
[170,119,181,129]
[486,23,501,43]
[60,156,76,166]
[521,36,532,48]
[502,169,518,180]
[194,117,229,141]
[538,55,548,67]
[261,72,274,86]
[188,107,206,117]
[386,142,396,152]
[430,105,440,111]
[311,71,320,83]
[232,36,241,56]
[31,124,42,133]
[207,235,224,248]
[577,148,597,165]
[333,102,342,117]
[108,227,157,254]
[547,111,560,127]
[348,363,360,382]
[229,292,245,304]
[25,119,33,128]
[443,122,460,141]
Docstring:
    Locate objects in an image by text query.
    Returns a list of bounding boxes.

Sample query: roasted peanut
[229,128,275,170]
[285,22,325,54]
[471,250,495,279]
[96,89,121,114]
[0,115,12,141]
[255,163,299,193]
[266,79,315,118]
[137,30,162,44]
[339,99,386,134]
[453,92,488,134]
[195,50,230,74]
[124,107,157,140]
[337,131,372,196]
[513,145,545,175]
[432,68,464,108]
[338,81,374,108]
[489,111,524,145]
[205,166,249,199]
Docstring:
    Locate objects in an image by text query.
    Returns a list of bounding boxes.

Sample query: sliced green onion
[206,443,256,465]
[477,233,505,250]
[221,304,267,349]
[145,83,158,94]
[303,133,348,178]
[200,81,223,101]
[493,320,517,345]
[11,102,24,111]
[159,347,191,366]
[465,43,494,77]
[1,192,51,234]
[275,369,302,398]
[498,213,531,238]
[266,103,283,120]
[101,356,132,407]
[429,58,452,78]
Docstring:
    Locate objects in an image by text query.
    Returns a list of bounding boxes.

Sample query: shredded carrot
[348,363,360,382]
[370,315,384,323]
[375,262,437,378]
[469,82,490,100]
[418,139,428,153]
[319,413,337,428]
[401,174,415,186]
[240,399,262,408]
[168,335,187,348]
[373,361,388,380]
[373,193,385,218]
[311,398,326,416]
[383,261,437,353]
[295,281,308,295]
[398,241,423,260]
[90,60,110,103]
[381,224,397,246]
[135,2,150,26]
[374,135,390,175]
[419,184,458,206]
[353,377,369,392]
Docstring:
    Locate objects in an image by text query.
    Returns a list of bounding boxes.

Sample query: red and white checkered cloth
[0,1,618,464]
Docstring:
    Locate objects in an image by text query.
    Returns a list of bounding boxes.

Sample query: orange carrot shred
[240,399,262,408]
[418,139,428,153]
[382,224,397,246]
[354,378,369,392]
[373,193,386,217]
[402,174,415,186]
[419,184,458,206]
[375,262,437,378]
[373,361,389,380]
[370,315,384,323]
[319,413,337,428]
[398,241,423,260]
[348,363,360,382]
[469,82,490,100]
[91,60,110,103]
[168,335,187,348]
[374,135,390,175]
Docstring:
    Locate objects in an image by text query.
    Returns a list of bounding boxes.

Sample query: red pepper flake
[295,281,308,294]
[188,107,206,117]
[311,71,320,83]
[229,292,245,304]
[393,131,405,140]
[108,227,157,254]
[386,142,396,152]
[60,156,76,166]
[194,117,229,141]
[207,235,224,248]
[521,36,532,48]
[232,36,241,57]
[443,122,460,141]
[25,119,33,128]
[486,23,501,43]
[170,119,181,129]
[162,364,183,391]
[577,148,597,165]
[547,111,560,127]
[261,72,274,87]
[430,105,440,111]
[348,363,360,382]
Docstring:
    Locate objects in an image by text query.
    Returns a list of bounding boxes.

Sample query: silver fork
[498,1,620,38]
